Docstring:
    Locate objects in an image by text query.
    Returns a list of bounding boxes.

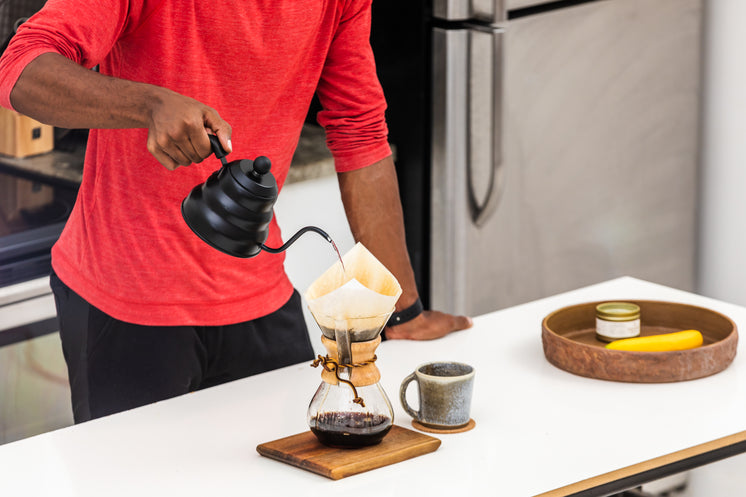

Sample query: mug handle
[399,372,420,420]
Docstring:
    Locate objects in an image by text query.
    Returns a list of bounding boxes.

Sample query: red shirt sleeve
[0,0,150,110]
[315,0,392,172]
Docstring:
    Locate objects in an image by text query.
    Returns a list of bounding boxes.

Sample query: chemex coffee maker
[305,244,402,448]
[181,135,331,257]
[306,312,395,448]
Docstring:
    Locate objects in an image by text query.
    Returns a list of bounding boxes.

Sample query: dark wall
[305,1,432,304]
[0,0,47,47]
[370,0,431,306]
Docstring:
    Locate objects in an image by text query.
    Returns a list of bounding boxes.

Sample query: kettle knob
[250,156,272,180]
[253,156,271,174]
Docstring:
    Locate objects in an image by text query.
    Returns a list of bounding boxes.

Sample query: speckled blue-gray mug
[399,361,475,429]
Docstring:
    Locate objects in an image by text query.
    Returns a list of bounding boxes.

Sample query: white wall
[698,0,746,304]
[691,4,746,489]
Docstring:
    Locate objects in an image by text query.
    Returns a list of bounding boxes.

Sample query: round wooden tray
[541,300,738,383]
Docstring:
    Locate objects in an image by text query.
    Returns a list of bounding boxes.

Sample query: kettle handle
[208,134,228,165]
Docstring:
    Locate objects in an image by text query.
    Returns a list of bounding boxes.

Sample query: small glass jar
[595,302,640,342]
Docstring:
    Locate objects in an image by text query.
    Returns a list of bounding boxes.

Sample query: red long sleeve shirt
[0,0,391,325]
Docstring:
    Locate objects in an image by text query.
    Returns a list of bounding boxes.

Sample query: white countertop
[2,276,746,496]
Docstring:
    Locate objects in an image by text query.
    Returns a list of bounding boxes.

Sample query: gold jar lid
[595,302,640,321]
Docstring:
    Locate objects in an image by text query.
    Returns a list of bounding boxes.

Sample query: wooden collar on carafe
[319,335,381,387]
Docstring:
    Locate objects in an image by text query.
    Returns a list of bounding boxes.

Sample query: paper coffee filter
[305,243,402,331]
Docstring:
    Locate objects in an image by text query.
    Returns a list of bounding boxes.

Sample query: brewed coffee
[317,325,380,344]
[310,412,392,448]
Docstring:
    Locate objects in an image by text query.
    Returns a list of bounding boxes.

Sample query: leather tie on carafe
[318,335,381,388]
[311,334,381,407]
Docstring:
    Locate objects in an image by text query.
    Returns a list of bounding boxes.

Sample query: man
[0,0,471,423]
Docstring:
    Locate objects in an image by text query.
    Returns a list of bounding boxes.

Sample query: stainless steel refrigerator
[422,0,703,316]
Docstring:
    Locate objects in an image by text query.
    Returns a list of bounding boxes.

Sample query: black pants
[50,271,314,423]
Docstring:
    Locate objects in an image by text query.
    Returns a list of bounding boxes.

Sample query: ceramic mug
[399,361,475,429]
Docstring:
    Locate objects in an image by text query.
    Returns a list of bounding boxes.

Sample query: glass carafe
[307,315,394,448]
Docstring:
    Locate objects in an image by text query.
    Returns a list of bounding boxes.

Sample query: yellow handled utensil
[605,330,703,352]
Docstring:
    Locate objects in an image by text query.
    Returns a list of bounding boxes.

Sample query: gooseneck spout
[260,226,332,254]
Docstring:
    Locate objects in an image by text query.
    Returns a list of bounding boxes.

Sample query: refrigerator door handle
[467,27,504,227]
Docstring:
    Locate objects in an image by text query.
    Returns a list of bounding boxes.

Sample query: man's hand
[385,311,473,340]
[146,88,232,170]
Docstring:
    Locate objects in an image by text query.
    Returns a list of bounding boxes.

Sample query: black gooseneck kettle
[181,135,332,258]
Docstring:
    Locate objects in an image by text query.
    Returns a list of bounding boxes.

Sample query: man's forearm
[337,155,420,310]
[10,53,159,129]
[9,52,231,169]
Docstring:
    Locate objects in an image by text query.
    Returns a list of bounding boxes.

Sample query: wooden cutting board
[256,425,441,480]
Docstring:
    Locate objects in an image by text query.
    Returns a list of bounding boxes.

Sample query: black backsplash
[0,0,47,53]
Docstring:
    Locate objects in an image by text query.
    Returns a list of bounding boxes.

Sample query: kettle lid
[230,156,277,197]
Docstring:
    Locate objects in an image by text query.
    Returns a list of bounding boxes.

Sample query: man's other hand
[385,310,473,340]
